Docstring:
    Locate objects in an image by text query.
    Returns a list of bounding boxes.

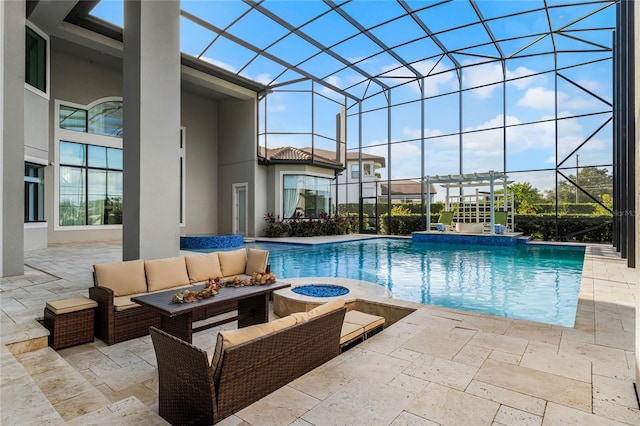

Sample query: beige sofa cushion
[114,283,195,312]
[291,299,346,323]
[221,315,296,347]
[113,296,142,312]
[218,248,247,277]
[145,256,190,292]
[212,315,296,385]
[245,248,269,275]
[185,253,223,283]
[46,296,98,315]
[94,259,147,297]
[340,322,364,345]
[344,310,385,332]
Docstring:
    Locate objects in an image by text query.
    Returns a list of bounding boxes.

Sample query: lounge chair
[432,211,454,231]
[492,210,508,234]
[494,210,508,226]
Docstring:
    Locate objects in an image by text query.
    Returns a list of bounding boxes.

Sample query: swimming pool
[245,239,585,327]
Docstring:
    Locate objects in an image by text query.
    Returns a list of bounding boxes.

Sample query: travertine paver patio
[0,239,638,425]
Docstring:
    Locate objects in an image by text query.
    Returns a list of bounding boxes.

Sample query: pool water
[245,239,585,327]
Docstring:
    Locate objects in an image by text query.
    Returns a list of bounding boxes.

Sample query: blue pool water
[244,239,585,327]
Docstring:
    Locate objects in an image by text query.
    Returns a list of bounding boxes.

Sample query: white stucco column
[122,0,181,260]
[1,0,25,276]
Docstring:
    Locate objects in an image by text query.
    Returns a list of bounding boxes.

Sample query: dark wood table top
[131,281,291,317]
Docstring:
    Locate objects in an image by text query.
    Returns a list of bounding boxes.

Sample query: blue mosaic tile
[292,285,350,297]
[180,234,244,250]
[412,232,518,246]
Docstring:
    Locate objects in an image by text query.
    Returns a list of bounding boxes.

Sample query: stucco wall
[218,97,257,236]
[1,0,25,276]
[181,90,219,235]
[24,89,49,160]
[255,163,269,235]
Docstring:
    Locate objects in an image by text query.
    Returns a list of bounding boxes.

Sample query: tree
[554,166,612,204]
[507,182,542,214]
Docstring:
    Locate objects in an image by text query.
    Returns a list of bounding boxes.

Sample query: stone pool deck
[0,238,638,425]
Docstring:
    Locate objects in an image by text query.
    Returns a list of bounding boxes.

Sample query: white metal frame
[425,171,513,235]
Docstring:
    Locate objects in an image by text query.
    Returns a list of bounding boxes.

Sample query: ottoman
[44,296,98,350]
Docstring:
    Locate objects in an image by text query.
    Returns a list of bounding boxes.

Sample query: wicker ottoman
[44,296,98,350]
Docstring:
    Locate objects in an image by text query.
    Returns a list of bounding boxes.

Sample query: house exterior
[3,1,270,273]
[380,180,437,204]
[259,146,387,217]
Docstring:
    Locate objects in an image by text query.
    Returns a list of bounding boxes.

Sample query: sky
[91,0,615,198]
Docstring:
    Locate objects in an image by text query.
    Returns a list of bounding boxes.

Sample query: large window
[25,164,44,222]
[59,101,123,137]
[56,99,186,230]
[59,141,123,226]
[25,23,48,95]
[283,175,333,218]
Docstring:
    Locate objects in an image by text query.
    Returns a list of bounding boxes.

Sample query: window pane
[60,141,85,166]
[25,26,46,92]
[59,166,85,225]
[88,145,107,168]
[88,101,123,137]
[24,165,45,222]
[88,169,107,225]
[107,171,123,224]
[107,147,123,170]
[59,106,87,132]
[283,175,303,218]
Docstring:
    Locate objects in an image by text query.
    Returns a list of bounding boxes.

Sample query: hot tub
[179,234,244,250]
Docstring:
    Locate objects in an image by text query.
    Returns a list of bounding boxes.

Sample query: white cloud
[200,56,236,73]
[461,62,541,99]
[576,79,601,93]
[254,73,273,85]
[558,93,600,110]
[402,127,444,140]
[268,103,286,113]
[517,87,555,109]
[517,86,600,110]
[378,60,539,100]
[462,62,503,99]
[379,60,455,97]
[506,66,542,89]
[320,75,347,98]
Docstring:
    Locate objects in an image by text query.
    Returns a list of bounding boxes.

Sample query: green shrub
[514,215,612,242]
[263,212,357,237]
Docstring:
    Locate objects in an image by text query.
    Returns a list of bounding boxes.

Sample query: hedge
[377,213,612,243]
[340,202,605,216]
[514,216,612,242]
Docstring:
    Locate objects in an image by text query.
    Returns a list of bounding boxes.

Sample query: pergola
[425,171,511,234]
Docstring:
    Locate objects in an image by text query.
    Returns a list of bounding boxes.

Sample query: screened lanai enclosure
[84,0,634,263]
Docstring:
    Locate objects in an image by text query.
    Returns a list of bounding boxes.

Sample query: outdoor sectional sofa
[149,299,347,425]
[89,248,269,345]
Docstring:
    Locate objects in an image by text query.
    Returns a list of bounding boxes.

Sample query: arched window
[59,100,123,137]
[55,98,123,228]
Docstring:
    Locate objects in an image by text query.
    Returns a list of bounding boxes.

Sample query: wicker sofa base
[90,286,240,346]
[150,306,346,425]
[44,307,95,350]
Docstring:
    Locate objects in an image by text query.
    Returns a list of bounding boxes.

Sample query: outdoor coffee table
[132,281,290,343]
